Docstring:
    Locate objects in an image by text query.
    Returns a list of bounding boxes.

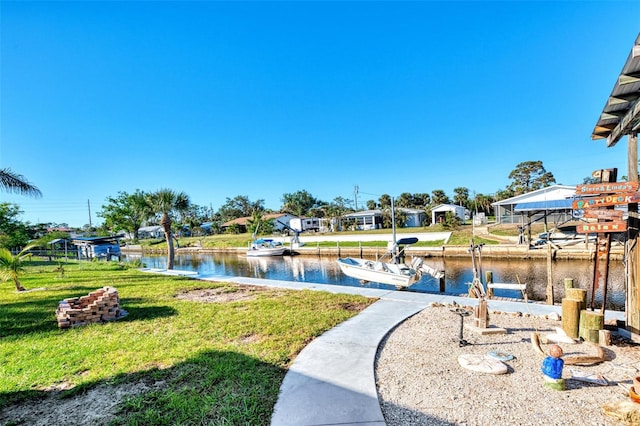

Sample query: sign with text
[572,192,640,209]
[576,182,639,195]
[583,209,625,220]
[577,221,627,234]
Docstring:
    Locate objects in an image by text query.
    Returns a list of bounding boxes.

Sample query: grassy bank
[0,260,374,424]
[141,223,505,251]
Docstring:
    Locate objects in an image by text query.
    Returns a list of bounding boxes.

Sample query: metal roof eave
[592,33,640,146]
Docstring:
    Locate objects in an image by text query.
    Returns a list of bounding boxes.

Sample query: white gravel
[375,304,640,426]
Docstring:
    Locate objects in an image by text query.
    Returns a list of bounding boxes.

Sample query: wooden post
[600,232,612,315]
[562,286,587,339]
[562,299,582,338]
[546,242,554,305]
[579,310,604,343]
[628,133,640,334]
[439,273,446,293]
[485,271,493,298]
[564,278,574,290]
[565,288,587,311]
[474,299,488,328]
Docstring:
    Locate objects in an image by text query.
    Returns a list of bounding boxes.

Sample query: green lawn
[0,260,374,425]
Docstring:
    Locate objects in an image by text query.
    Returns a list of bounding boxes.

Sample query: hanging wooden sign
[572,192,640,209]
[576,182,639,195]
[577,221,627,233]
[582,209,624,220]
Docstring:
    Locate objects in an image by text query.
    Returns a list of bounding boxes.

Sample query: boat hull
[336,257,419,287]
[246,247,287,257]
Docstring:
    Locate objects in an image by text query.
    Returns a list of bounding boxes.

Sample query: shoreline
[122,242,625,261]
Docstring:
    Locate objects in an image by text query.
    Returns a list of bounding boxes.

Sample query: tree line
[1,160,559,248]
[0,160,558,274]
[95,160,557,238]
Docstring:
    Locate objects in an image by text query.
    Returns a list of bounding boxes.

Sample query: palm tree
[0,243,37,291]
[146,189,190,270]
[246,209,264,238]
[0,168,42,197]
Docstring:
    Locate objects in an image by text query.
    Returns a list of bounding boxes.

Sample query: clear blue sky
[1,1,639,228]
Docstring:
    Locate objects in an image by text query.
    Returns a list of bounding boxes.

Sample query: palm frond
[0,168,42,198]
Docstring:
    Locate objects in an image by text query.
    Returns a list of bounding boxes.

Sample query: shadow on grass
[0,296,177,338]
[0,349,286,425]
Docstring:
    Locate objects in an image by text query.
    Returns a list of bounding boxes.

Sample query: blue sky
[1,1,639,228]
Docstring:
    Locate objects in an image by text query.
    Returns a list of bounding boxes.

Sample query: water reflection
[124,253,626,311]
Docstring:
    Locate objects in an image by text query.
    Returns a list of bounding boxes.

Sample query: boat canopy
[396,237,419,245]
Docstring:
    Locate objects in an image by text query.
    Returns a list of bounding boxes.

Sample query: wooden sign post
[573,169,630,313]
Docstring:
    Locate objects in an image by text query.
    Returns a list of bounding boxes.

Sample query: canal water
[123,252,626,311]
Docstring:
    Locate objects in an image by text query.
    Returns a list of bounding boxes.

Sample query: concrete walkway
[142,269,625,426]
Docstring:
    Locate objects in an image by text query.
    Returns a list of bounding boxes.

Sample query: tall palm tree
[0,168,42,197]
[0,243,37,291]
[146,189,190,270]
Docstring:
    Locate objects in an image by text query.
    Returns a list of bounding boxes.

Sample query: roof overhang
[592,33,640,146]
[514,199,574,212]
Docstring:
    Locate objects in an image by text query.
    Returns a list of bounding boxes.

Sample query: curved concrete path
[142,269,625,426]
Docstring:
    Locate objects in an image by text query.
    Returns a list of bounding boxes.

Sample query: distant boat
[336,197,443,288]
[535,225,597,246]
[246,239,287,257]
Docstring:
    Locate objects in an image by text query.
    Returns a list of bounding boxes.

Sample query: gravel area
[375,303,640,426]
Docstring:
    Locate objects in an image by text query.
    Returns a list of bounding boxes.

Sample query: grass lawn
[0,260,375,425]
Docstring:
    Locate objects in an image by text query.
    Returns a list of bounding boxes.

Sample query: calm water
[123,252,626,311]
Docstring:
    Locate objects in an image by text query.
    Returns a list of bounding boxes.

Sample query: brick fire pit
[56,286,125,328]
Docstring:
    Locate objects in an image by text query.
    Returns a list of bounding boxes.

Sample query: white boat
[336,197,444,287]
[336,254,425,287]
[246,239,287,257]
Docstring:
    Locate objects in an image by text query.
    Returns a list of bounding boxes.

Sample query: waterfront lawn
[0,260,374,424]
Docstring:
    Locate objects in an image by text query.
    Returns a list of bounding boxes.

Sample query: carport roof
[592,33,640,146]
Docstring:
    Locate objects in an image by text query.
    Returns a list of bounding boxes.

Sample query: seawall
[123,242,624,261]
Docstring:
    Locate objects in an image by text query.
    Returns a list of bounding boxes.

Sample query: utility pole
[87,199,92,227]
[354,185,359,210]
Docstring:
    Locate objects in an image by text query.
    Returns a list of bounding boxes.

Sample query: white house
[431,204,466,224]
[491,185,577,225]
[401,208,427,227]
[137,225,164,239]
[342,208,426,231]
[342,210,381,230]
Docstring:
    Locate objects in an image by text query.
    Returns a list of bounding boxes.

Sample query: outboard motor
[411,257,424,271]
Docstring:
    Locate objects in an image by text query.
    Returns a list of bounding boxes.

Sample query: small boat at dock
[336,197,444,287]
[336,254,433,287]
[246,239,287,257]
